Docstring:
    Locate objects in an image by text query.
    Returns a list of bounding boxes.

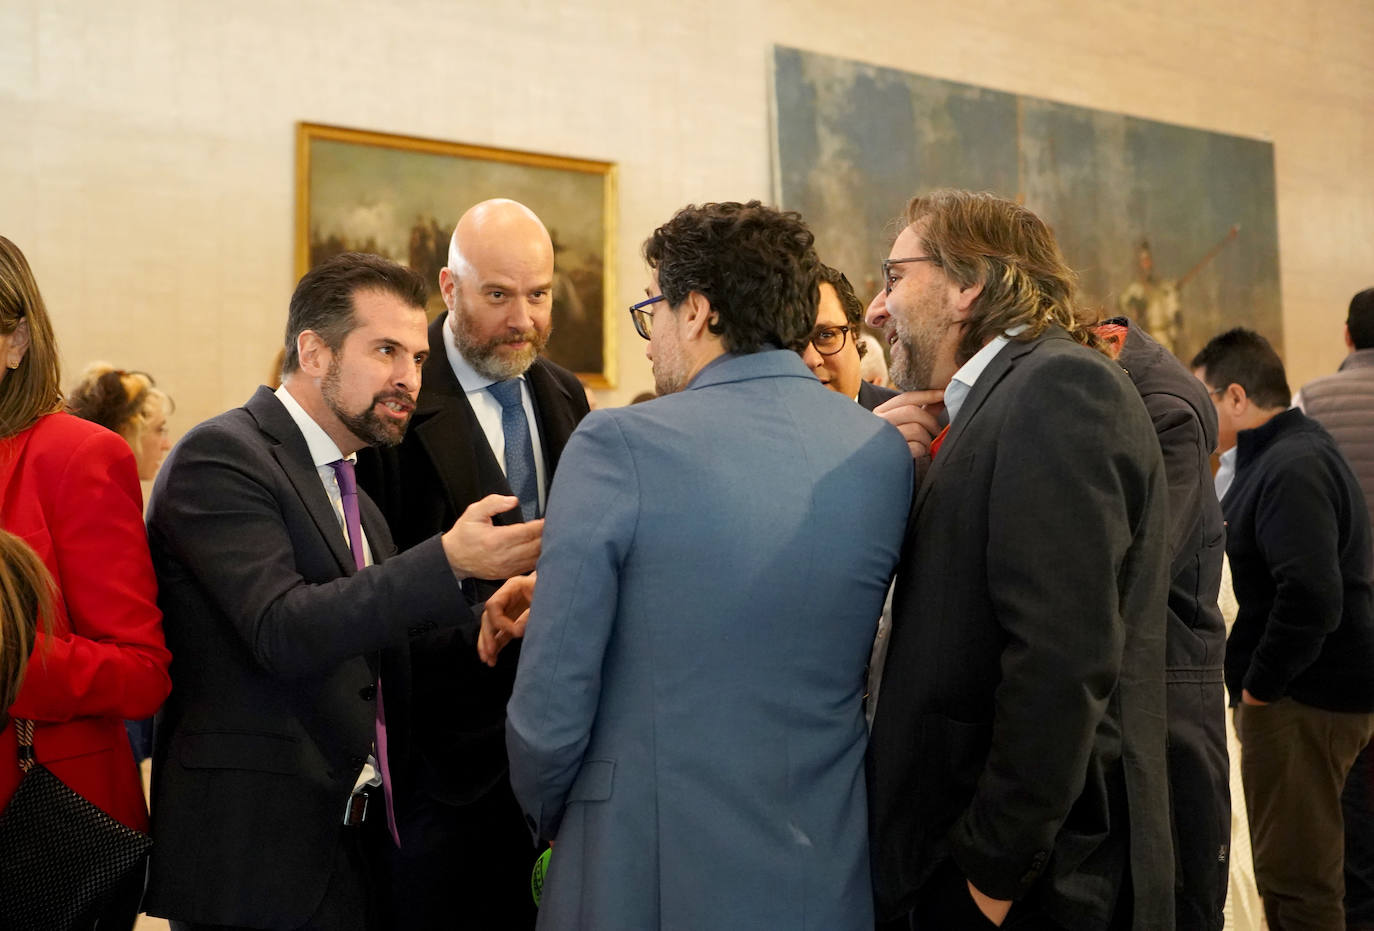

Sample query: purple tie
[330,458,400,846]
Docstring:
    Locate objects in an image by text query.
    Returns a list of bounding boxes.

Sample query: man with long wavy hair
[866,190,1173,929]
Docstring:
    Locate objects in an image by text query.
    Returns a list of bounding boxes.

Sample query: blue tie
[486,379,539,522]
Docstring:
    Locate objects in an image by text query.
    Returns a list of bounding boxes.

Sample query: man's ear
[439,267,457,310]
[296,330,331,378]
[950,280,983,320]
[1222,382,1249,411]
[681,291,715,340]
[1346,324,1356,352]
[4,318,30,368]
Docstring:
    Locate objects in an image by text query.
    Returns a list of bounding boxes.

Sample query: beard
[322,357,413,448]
[888,296,959,392]
[452,305,551,382]
[651,332,691,396]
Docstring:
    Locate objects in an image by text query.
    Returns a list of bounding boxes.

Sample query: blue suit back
[508,350,913,930]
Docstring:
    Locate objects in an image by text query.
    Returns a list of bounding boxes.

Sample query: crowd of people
[0,190,1371,931]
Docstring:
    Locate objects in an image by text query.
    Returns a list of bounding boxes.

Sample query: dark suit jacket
[867,328,1173,929]
[858,379,899,412]
[356,314,590,805]
[143,387,469,929]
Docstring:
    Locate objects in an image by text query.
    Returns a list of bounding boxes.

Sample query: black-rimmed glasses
[882,256,939,294]
[629,294,664,340]
[808,325,852,356]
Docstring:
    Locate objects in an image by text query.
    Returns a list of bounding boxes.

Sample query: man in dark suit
[357,199,589,929]
[865,190,1173,929]
[144,253,540,931]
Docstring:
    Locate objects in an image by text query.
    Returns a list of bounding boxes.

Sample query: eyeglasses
[808,325,852,356]
[629,294,665,340]
[882,256,939,294]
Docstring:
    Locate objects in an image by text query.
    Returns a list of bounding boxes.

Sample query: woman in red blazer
[0,235,171,929]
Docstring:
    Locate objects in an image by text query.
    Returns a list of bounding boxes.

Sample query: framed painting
[771,46,1282,363]
[296,123,618,387]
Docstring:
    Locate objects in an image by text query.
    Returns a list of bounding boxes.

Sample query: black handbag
[0,718,153,931]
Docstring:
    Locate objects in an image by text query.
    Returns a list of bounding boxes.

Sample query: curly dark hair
[643,201,820,354]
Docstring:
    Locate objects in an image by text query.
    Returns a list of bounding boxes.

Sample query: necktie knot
[487,379,524,410]
[329,458,358,496]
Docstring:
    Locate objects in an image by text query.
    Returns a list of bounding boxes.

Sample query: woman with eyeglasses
[0,235,171,929]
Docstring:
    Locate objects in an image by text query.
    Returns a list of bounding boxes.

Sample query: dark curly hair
[643,201,820,354]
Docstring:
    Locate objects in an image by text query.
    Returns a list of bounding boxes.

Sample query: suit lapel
[911,333,1052,516]
[525,358,581,475]
[245,387,356,576]
[414,316,516,524]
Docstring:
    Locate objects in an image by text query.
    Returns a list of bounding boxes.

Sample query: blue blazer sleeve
[506,412,638,840]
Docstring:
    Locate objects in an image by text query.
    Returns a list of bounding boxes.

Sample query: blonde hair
[0,529,52,711]
[0,236,63,438]
[904,190,1101,366]
[66,363,174,451]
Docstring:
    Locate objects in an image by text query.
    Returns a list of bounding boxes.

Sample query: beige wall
[3,0,1371,431]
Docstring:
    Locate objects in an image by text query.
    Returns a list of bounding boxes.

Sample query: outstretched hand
[478,572,537,667]
[441,494,542,581]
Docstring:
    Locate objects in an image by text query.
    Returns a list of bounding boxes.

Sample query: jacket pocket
[567,759,614,802]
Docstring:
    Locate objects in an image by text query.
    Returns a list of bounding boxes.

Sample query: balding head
[440,199,555,380]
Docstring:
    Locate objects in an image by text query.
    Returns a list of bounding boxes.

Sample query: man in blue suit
[491,201,913,930]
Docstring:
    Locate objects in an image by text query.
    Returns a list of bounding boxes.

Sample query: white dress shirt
[443,312,549,514]
[943,325,1028,425]
[274,384,380,796]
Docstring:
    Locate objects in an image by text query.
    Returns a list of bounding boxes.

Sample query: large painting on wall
[296,123,618,387]
[771,47,1283,362]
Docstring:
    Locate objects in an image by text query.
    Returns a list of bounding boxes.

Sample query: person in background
[1098,317,1229,929]
[66,363,176,763]
[0,234,171,930]
[1193,327,1374,930]
[0,529,50,713]
[800,263,896,411]
[67,363,174,482]
[858,332,892,387]
[1293,287,1374,930]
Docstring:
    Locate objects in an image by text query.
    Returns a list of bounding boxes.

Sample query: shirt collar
[944,325,1027,424]
[274,383,353,468]
[443,311,527,394]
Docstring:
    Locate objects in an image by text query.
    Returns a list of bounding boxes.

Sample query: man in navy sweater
[1193,327,1374,930]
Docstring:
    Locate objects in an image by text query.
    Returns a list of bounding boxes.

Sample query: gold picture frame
[295,122,618,387]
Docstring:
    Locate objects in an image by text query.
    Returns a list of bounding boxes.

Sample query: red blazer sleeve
[8,421,171,722]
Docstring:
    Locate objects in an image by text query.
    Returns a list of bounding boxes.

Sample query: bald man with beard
[358,199,590,929]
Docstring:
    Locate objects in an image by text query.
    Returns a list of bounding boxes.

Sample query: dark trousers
[902,860,1066,930]
[1344,740,1374,929]
[380,779,539,931]
[170,816,386,931]
[1239,698,1374,931]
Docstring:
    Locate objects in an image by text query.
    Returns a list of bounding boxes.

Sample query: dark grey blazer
[867,328,1174,929]
[1116,320,1228,930]
[144,387,469,929]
